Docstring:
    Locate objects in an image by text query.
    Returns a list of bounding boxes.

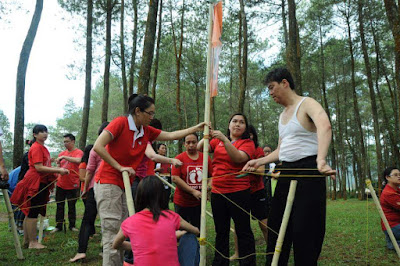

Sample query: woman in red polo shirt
[93,94,205,266]
[198,113,256,266]
[11,125,69,249]
[380,167,400,250]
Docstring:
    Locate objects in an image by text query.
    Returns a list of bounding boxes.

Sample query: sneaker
[70,227,79,232]
[50,228,61,234]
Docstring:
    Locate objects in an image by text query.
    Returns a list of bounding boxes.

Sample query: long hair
[135,176,169,222]
[31,124,48,143]
[382,166,399,189]
[226,113,250,141]
[81,144,93,164]
[248,125,259,148]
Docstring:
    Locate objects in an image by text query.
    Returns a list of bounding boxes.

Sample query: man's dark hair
[150,118,162,130]
[63,133,75,141]
[184,133,198,142]
[264,67,295,90]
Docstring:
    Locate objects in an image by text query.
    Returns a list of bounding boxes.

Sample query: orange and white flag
[210,1,222,98]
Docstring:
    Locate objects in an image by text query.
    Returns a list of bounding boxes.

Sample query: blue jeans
[384,224,400,250]
[178,233,200,266]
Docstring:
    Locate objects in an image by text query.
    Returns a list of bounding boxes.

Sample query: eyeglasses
[389,173,400,177]
[143,110,155,117]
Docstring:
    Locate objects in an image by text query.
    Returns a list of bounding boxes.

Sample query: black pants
[266,156,326,266]
[175,204,201,229]
[55,186,79,230]
[211,190,256,266]
[78,188,97,253]
[28,183,47,218]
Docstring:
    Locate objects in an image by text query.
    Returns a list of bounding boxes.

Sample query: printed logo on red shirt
[186,166,203,190]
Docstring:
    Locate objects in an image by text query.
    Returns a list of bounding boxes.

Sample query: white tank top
[278,97,318,162]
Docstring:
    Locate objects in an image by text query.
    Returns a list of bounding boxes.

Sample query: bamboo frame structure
[122,171,135,216]
[38,214,44,243]
[365,179,400,259]
[199,3,214,266]
[271,180,297,266]
[2,188,24,259]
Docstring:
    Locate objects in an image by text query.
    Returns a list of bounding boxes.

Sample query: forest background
[1,0,400,201]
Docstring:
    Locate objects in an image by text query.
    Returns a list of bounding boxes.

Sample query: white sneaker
[70,227,79,232]
[50,228,61,234]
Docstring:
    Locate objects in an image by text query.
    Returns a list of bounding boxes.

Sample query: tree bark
[128,0,138,95]
[287,0,302,94]
[281,0,288,49]
[13,0,43,168]
[120,0,128,112]
[151,0,163,102]
[238,0,248,113]
[79,0,93,150]
[137,0,159,95]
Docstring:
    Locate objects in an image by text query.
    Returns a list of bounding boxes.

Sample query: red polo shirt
[95,116,161,189]
[172,152,212,207]
[380,184,400,230]
[57,148,83,190]
[249,146,265,193]
[210,138,255,194]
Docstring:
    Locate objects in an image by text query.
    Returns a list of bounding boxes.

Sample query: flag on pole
[210,1,223,98]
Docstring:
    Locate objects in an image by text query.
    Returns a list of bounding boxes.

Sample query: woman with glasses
[380,167,400,250]
[93,94,205,266]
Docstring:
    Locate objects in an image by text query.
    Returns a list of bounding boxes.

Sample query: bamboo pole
[365,179,400,258]
[38,214,44,243]
[271,180,297,266]
[155,173,235,233]
[199,3,214,266]
[2,189,24,259]
[122,171,135,216]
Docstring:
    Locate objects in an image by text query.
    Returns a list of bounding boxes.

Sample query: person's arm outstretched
[112,229,132,250]
[156,122,206,141]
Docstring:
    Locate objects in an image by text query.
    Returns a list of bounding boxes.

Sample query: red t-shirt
[94,116,161,189]
[79,162,87,192]
[147,159,156,176]
[210,138,255,194]
[249,146,265,193]
[57,148,83,190]
[172,152,212,207]
[121,210,180,266]
[380,184,400,230]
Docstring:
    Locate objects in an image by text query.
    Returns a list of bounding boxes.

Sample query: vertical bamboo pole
[122,171,135,216]
[199,3,214,265]
[365,179,400,258]
[271,180,297,266]
[2,189,24,259]
[38,214,44,243]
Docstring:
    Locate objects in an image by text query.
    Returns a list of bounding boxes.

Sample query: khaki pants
[94,182,128,266]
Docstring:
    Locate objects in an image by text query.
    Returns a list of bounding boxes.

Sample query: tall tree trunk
[358,0,384,189]
[120,0,128,112]
[229,42,233,113]
[13,0,43,168]
[171,0,185,153]
[281,0,288,49]
[151,0,163,102]
[383,0,400,127]
[79,0,93,150]
[128,0,138,95]
[101,0,115,122]
[238,0,248,113]
[137,0,159,95]
[287,0,302,94]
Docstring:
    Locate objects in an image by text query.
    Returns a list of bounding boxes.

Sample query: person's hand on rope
[171,158,183,168]
[242,159,262,173]
[120,166,135,177]
[58,168,69,175]
[317,159,336,179]
[191,189,202,200]
[55,156,64,164]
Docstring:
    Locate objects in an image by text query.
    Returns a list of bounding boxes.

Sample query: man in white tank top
[243,67,336,266]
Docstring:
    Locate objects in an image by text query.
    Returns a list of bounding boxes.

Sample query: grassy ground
[0,197,399,265]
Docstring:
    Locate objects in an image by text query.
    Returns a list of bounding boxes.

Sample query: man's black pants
[55,186,79,230]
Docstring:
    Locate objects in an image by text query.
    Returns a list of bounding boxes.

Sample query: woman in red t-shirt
[198,113,256,265]
[11,125,69,249]
[93,94,205,265]
[380,167,400,250]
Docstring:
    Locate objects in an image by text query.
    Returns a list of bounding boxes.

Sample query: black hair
[157,143,167,151]
[135,176,169,222]
[81,144,93,164]
[127,94,155,115]
[98,122,110,136]
[32,124,48,142]
[264,67,295,91]
[382,166,399,189]
[184,133,198,142]
[226,113,250,140]
[63,133,75,141]
[149,118,162,130]
[248,125,259,148]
